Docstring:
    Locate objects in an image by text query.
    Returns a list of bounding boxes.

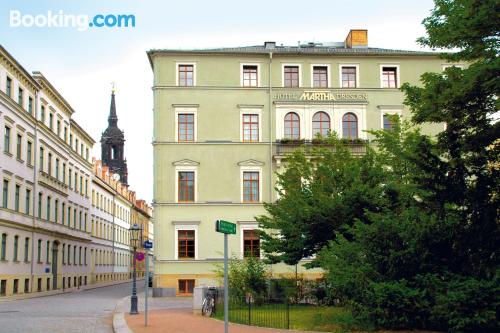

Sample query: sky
[0,0,437,203]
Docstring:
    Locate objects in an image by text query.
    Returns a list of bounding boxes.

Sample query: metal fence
[215,296,290,329]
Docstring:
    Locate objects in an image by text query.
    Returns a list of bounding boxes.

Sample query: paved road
[0,281,143,333]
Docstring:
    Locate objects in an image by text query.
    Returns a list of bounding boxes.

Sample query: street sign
[216,219,236,234]
[143,240,153,249]
[136,252,145,261]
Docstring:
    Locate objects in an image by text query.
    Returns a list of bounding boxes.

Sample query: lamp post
[130,223,142,315]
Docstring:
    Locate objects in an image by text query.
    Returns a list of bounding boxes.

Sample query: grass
[214,303,360,332]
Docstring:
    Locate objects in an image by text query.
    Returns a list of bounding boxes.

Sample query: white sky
[0,0,437,203]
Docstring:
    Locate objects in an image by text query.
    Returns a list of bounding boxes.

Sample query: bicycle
[201,287,217,317]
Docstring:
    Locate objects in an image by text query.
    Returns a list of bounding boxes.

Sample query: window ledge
[4,151,13,157]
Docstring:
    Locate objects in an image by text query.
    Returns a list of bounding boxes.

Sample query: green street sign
[216,220,236,235]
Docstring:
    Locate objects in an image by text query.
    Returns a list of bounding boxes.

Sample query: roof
[155,45,435,55]
[147,44,440,69]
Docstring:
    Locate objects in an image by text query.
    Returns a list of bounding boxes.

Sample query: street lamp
[129,223,142,315]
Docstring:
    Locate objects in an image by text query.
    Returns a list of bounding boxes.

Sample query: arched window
[312,112,331,137]
[342,113,358,139]
[284,112,300,139]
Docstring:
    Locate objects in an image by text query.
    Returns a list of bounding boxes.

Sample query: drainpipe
[268,51,273,202]
[30,91,39,293]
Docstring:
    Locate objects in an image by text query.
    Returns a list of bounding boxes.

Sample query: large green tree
[258,0,499,330]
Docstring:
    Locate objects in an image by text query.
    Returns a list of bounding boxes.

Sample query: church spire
[101,84,128,186]
[108,85,118,127]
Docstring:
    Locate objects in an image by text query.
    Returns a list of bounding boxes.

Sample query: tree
[256,137,389,266]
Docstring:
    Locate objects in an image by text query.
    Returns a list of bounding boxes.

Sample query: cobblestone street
[0,281,142,333]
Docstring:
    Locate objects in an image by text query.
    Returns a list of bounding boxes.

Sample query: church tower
[101,88,128,185]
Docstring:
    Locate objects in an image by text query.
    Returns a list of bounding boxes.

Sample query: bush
[214,256,268,298]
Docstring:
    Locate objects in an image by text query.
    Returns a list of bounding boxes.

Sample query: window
[37,192,42,218]
[177,230,195,259]
[18,88,24,107]
[49,113,54,130]
[313,66,328,87]
[312,112,331,137]
[24,279,29,293]
[57,120,61,136]
[6,77,12,97]
[80,143,83,156]
[74,172,77,190]
[27,141,32,165]
[47,153,52,176]
[242,65,258,87]
[28,97,33,115]
[2,179,8,208]
[79,176,83,194]
[178,171,195,202]
[13,235,18,261]
[242,114,259,142]
[14,184,20,212]
[25,189,30,215]
[62,203,65,224]
[178,279,195,294]
[383,114,398,131]
[41,105,46,123]
[11,134,21,160]
[0,280,6,296]
[381,66,398,88]
[342,113,358,139]
[62,163,66,184]
[4,126,11,153]
[37,239,41,262]
[39,147,44,172]
[55,159,59,180]
[46,196,51,221]
[243,171,260,203]
[13,279,19,294]
[68,168,72,189]
[62,244,65,264]
[73,208,77,227]
[178,114,194,142]
[283,66,299,87]
[1,234,6,260]
[46,241,50,263]
[67,206,71,226]
[69,133,73,147]
[243,229,260,258]
[64,127,67,142]
[341,66,357,88]
[284,112,300,139]
[178,64,194,86]
[54,200,59,223]
[24,237,29,262]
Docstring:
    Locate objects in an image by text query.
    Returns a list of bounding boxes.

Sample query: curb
[113,312,134,333]
[113,295,133,333]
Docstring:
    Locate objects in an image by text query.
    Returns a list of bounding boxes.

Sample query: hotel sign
[274,91,368,102]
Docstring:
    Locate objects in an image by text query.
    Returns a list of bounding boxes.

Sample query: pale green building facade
[148,30,454,296]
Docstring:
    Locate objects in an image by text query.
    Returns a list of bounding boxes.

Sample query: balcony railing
[273,140,367,158]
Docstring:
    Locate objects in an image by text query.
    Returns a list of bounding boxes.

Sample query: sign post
[143,240,153,327]
[216,220,236,333]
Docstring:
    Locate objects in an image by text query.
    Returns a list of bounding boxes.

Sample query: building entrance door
[52,241,59,289]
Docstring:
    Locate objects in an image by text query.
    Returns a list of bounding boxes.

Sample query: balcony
[38,170,69,196]
[273,140,367,164]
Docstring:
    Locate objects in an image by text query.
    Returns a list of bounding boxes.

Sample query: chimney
[264,41,276,49]
[345,29,368,48]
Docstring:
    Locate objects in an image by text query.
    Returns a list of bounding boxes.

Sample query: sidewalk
[0,278,138,303]
[113,291,320,333]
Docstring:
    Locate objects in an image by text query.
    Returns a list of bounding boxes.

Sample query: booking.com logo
[9,10,136,31]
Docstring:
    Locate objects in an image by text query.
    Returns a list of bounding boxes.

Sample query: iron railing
[215,296,290,329]
[273,141,367,157]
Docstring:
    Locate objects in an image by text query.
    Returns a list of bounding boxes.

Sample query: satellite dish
[113,173,120,181]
